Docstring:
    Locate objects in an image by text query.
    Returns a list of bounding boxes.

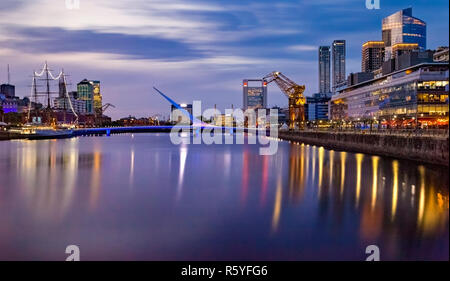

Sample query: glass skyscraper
[332,40,346,93]
[361,41,385,73]
[91,80,103,115]
[318,46,331,93]
[77,79,94,114]
[382,7,426,60]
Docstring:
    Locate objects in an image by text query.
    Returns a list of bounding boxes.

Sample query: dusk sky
[0,0,448,119]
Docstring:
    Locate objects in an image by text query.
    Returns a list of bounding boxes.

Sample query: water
[0,133,448,260]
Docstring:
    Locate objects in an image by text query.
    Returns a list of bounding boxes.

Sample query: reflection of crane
[263,71,306,129]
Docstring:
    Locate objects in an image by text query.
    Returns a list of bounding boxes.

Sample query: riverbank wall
[279,130,449,166]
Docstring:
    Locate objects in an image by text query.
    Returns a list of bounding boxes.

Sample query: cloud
[286,45,317,52]
[1,27,204,60]
[0,0,223,44]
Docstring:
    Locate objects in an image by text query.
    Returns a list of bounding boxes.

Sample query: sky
[0,0,448,120]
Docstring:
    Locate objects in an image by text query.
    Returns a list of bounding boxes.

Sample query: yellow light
[391,160,399,221]
[417,166,425,226]
[340,152,346,197]
[318,147,324,192]
[371,156,379,211]
[355,154,363,207]
[271,177,282,232]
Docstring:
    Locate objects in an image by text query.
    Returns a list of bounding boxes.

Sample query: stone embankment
[279,130,449,166]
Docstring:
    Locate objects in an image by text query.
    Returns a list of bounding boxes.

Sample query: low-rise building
[306,93,331,121]
[53,91,87,114]
[0,94,31,113]
[214,114,234,127]
[434,46,449,62]
[330,62,449,127]
[347,72,374,86]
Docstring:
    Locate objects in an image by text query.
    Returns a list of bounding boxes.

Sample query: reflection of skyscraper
[382,8,426,60]
[243,79,267,110]
[318,46,331,93]
[332,40,346,93]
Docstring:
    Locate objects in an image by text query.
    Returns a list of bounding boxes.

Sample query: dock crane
[101,103,115,114]
[94,103,115,126]
[263,71,306,129]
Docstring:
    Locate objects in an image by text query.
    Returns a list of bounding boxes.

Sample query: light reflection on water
[0,133,448,260]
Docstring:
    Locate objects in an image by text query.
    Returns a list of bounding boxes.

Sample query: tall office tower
[77,79,94,114]
[332,40,346,93]
[318,46,331,93]
[77,79,102,115]
[243,79,267,110]
[362,41,385,73]
[91,80,102,115]
[382,7,426,60]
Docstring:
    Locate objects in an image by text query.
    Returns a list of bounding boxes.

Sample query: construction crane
[101,103,115,115]
[263,71,306,129]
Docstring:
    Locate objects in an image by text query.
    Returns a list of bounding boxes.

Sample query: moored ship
[8,124,74,140]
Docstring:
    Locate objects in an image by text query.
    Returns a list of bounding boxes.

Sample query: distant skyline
[0,0,448,119]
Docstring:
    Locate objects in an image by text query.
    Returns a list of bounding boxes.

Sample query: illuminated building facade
[243,79,267,110]
[76,79,101,115]
[91,80,103,115]
[53,92,86,114]
[170,103,192,124]
[77,79,94,114]
[330,63,449,127]
[319,46,331,93]
[214,114,234,127]
[0,94,29,113]
[382,8,426,60]
[392,43,419,58]
[306,93,331,121]
[362,41,385,73]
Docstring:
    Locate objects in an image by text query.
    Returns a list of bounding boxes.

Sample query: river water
[0,133,448,260]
